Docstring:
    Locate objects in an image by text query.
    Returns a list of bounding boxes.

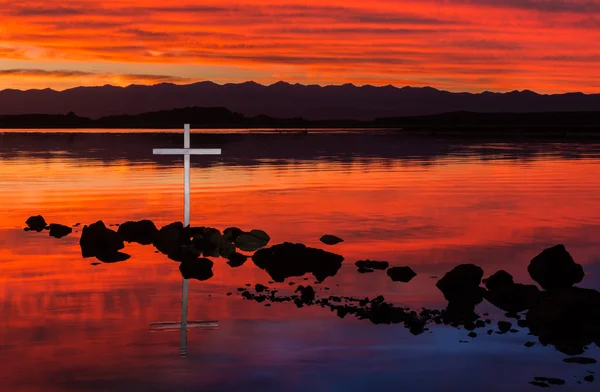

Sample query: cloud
[0,69,197,83]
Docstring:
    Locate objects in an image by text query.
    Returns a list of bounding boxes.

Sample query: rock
[252,242,344,282]
[468,332,477,338]
[223,227,244,242]
[48,223,72,238]
[533,377,565,385]
[355,260,389,270]
[219,241,236,258]
[357,267,374,273]
[179,258,214,281]
[498,321,512,334]
[190,227,223,255]
[387,266,417,282]
[235,231,270,252]
[255,284,268,292]
[250,229,270,242]
[482,270,514,290]
[436,264,485,305]
[227,252,248,267]
[527,287,600,355]
[79,221,125,259]
[528,381,549,388]
[528,244,584,290]
[117,220,158,245]
[153,222,191,255]
[584,375,594,382]
[96,252,131,263]
[167,245,202,262]
[563,357,597,364]
[320,234,344,245]
[484,283,541,314]
[295,285,316,303]
[25,215,47,232]
[525,341,536,347]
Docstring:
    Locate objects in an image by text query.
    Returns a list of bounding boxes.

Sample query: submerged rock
[387,266,417,282]
[252,242,344,282]
[320,234,344,245]
[96,251,131,263]
[48,223,72,238]
[117,220,158,245]
[528,245,584,290]
[25,215,47,232]
[533,377,566,385]
[79,220,125,260]
[179,257,214,281]
[355,260,389,270]
[357,267,374,274]
[235,230,270,251]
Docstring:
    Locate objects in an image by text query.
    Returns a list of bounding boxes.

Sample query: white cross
[149,124,221,357]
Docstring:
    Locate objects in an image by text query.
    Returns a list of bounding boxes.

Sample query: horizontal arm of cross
[153,148,222,155]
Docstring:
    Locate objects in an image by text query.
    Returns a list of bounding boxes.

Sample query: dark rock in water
[179,257,213,281]
[533,377,565,386]
[528,381,550,388]
[91,262,100,266]
[190,227,223,255]
[498,321,512,334]
[219,241,236,258]
[227,252,248,267]
[436,264,485,305]
[48,223,72,238]
[167,245,202,263]
[320,234,343,245]
[117,220,158,245]
[528,245,584,291]
[527,287,600,355]
[223,227,243,242]
[525,341,536,347]
[387,266,417,282]
[255,284,268,293]
[295,285,316,303]
[25,215,47,232]
[484,282,541,314]
[355,259,389,270]
[357,267,374,274]
[96,251,130,263]
[563,357,597,364]
[252,242,344,282]
[80,221,125,259]
[482,270,514,290]
[235,231,270,251]
[153,222,191,255]
[584,375,595,382]
[468,332,477,338]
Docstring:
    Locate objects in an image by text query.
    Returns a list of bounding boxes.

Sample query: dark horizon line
[2,79,598,96]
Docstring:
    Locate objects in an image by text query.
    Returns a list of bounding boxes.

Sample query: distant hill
[0,81,599,120]
[2,106,600,133]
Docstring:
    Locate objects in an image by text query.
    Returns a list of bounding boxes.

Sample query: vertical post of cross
[181,124,191,357]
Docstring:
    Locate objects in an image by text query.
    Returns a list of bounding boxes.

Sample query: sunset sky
[1,0,599,93]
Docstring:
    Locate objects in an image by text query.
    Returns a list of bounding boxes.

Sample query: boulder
[320,235,344,245]
[117,220,158,245]
[355,260,389,270]
[387,266,417,282]
[528,245,584,290]
[96,252,131,263]
[482,270,514,290]
[235,231,270,252]
[436,264,485,304]
[483,270,541,313]
[79,221,125,259]
[153,222,191,255]
[223,227,244,242]
[167,245,202,263]
[227,252,248,267]
[25,215,47,232]
[526,287,600,355]
[179,257,214,281]
[48,223,72,238]
[252,242,344,282]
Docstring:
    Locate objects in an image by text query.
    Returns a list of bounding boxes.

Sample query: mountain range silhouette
[1,81,599,120]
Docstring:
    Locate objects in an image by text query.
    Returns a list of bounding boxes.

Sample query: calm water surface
[1,130,600,391]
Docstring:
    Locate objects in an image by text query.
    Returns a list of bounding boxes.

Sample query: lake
[1,130,600,391]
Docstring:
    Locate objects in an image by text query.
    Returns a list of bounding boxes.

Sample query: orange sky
[1,0,599,92]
